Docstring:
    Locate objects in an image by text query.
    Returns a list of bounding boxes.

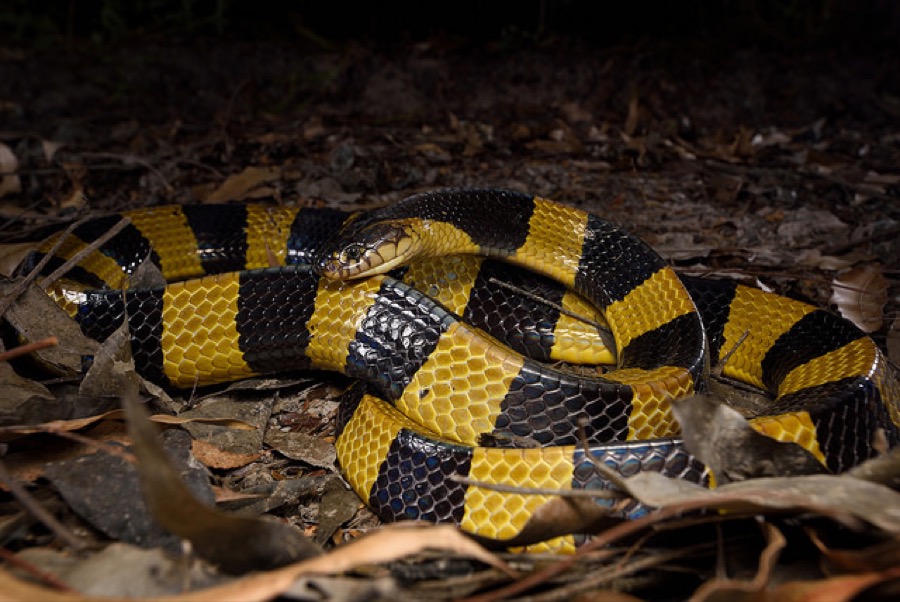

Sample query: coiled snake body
[19,189,900,552]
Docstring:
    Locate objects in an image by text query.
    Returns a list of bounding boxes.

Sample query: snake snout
[318,221,417,280]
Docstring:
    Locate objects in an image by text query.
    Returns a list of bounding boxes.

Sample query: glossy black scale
[462,259,568,363]
[235,267,321,373]
[496,363,632,446]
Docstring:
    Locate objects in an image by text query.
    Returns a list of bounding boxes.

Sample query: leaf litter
[0,26,898,601]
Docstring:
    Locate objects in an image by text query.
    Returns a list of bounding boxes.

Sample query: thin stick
[717,330,750,371]
[487,276,609,333]
[0,336,58,362]
[0,548,77,592]
[823,224,900,255]
[0,213,93,318]
[39,215,131,290]
[524,541,714,602]
[576,419,630,491]
[79,151,172,191]
[451,475,619,499]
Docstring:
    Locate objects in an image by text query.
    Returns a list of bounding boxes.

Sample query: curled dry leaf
[0,409,257,442]
[620,470,900,534]
[831,264,888,333]
[0,523,513,602]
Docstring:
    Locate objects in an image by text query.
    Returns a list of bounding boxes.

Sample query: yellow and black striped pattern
[17,189,900,553]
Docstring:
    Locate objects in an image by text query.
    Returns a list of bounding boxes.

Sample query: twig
[0,197,52,233]
[486,276,618,354]
[461,500,733,602]
[0,548,78,592]
[487,276,608,333]
[79,151,172,191]
[822,223,900,255]
[577,418,630,491]
[0,212,93,318]
[42,425,138,463]
[450,475,618,499]
[717,330,750,374]
[39,215,132,290]
[0,336,58,362]
[523,540,715,602]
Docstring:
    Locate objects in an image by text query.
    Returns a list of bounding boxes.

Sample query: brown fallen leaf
[123,390,321,573]
[190,437,260,470]
[621,468,900,534]
[12,543,223,598]
[886,318,899,364]
[41,139,65,162]
[830,264,888,333]
[264,429,336,470]
[0,281,98,378]
[203,166,281,202]
[0,142,21,198]
[0,523,514,602]
[673,394,826,483]
[0,362,56,427]
[0,410,256,440]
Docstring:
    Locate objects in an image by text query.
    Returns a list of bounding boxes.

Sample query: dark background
[3,0,899,48]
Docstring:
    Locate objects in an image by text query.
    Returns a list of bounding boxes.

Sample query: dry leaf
[831,264,888,332]
[58,185,86,210]
[558,101,593,125]
[1,281,98,377]
[0,523,513,602]
[673,394,825,483]
[888,318,900,365]
[204,166,281,202]
[0,142,21,198]
[0,410,255,443]
[621,467,900,533]
[123,392,321,573]
[41,139,65,162]
[807,528,900,572]
[191,437,260,469]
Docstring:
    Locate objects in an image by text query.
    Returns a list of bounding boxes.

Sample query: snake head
[317,219,422,280]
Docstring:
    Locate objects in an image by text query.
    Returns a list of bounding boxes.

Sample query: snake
[16,189,900,553]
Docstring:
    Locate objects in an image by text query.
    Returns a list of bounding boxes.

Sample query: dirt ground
[1,13,899,601]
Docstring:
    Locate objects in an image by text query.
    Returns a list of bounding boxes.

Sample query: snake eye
[342,244,364,263]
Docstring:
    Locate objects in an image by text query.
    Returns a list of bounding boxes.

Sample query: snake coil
[18,189,900,552]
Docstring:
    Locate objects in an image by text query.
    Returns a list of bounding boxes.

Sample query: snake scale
[17,188,900,553]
